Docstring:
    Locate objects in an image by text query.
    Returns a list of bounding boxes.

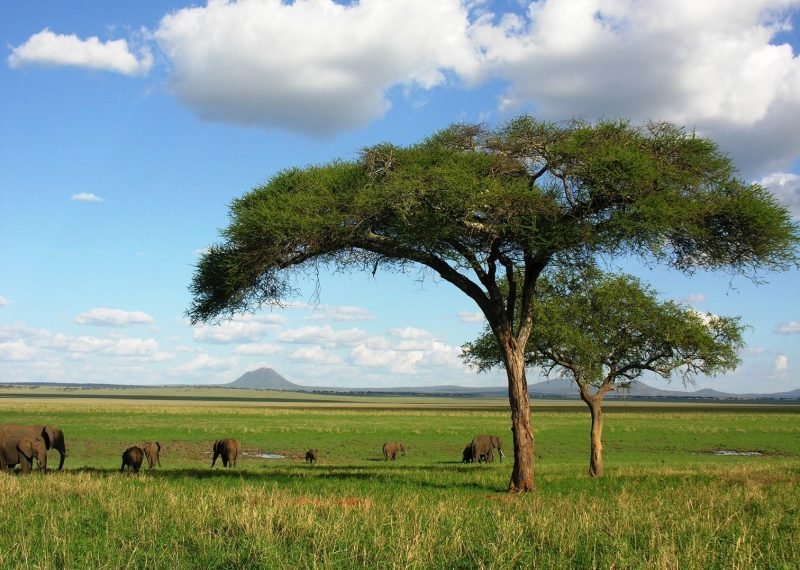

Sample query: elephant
[462,444,473,463]
[212,438,240,468]
[382,442,405,461]
[463,443,494,463]
[305,449,319,464]
[0,435,48,473]
[142,442,162,469]
[121,446,145,473]
[471,435,504,464]
[0,424,67,470]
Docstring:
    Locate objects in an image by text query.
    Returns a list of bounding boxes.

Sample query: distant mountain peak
[227,368,300,390]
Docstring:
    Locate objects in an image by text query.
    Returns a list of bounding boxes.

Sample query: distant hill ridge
[227,368,300,390]
[3,368,797,400]
[223,368,800,400]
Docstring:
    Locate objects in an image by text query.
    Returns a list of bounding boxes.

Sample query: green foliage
[463,267,746,391]
[188,116,798,326]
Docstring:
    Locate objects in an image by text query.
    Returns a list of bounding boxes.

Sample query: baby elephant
[462,445,473,463]
[305,449,319,464]
[121,446,145,473]
[382,442,405,461]
[0,436,48,473]
[142,442,162,469]
[211,438,240,468]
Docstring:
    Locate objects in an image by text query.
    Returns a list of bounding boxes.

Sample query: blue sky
[1,0,799,392]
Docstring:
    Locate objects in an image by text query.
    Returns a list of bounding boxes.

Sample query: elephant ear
[17,437,34,459]
[157,442,162,452]
[492,436,501,448]
[42,426,56,448]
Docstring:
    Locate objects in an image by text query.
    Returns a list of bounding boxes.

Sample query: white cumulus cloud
[287,346,343,365]
[102,338,160,357]
[759,172,800,216]
[173,353,238,374]
[153,0,480,134]
[278,325,368,346]
[0,341,36,361]
[389,326,432,340]
[776,321,800,334]
[232,343,284,355]
[350,344,425,374]
[472,0,800,177]
[34,331,165,359]
[71,192,104,202]
[350,337,464,374]
[0,296,8,307]
[682,293,706,305]
[75,308,154,327]
[8,29,152,76]
[306,305,374,322]
[458,311,485,324]
[192,313,285,344]
[775,354,788,371]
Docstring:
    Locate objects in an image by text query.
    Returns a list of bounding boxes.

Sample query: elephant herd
[122,438,244,473]
[463,435,505,464]
[0,424,67,473]
[0,423,505,474]
[120,442,163,473]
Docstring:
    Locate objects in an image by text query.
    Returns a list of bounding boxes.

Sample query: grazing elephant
[382,442,405,461]
[142,442,162,469]
[212,438,240,468]
[0,424,67,470]
[471,435,504,464]
[0,436,48,473]
[462,445,473,463]
[121,446,145,473]
[305,449,319,464]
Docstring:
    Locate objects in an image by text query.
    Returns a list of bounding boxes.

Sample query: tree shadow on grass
[51,463,508,492]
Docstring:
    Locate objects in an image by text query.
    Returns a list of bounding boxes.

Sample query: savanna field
[1,388,798,569]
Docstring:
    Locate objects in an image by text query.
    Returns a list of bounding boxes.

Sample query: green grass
[0,395,798,568]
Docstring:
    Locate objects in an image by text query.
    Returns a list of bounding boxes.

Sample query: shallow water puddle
[247,452,286,459]
[709,450,763,456]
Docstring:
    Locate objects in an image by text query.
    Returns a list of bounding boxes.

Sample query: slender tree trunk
[503,337,535,492]
[587,398,603,477]
[579,383,610,478]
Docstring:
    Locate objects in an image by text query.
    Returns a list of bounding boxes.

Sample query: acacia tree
[462,267,746,477]
[188,117,798,492]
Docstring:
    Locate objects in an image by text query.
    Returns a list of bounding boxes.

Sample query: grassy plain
[0,388,798,568]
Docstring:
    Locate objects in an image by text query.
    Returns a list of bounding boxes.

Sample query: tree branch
[528,164,549,191]
[356,232,500,324]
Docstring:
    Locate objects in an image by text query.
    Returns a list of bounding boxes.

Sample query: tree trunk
[587,398,603,477]
[503,339,535,492]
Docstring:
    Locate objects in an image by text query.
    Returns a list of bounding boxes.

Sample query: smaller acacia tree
[462,267,745,477]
